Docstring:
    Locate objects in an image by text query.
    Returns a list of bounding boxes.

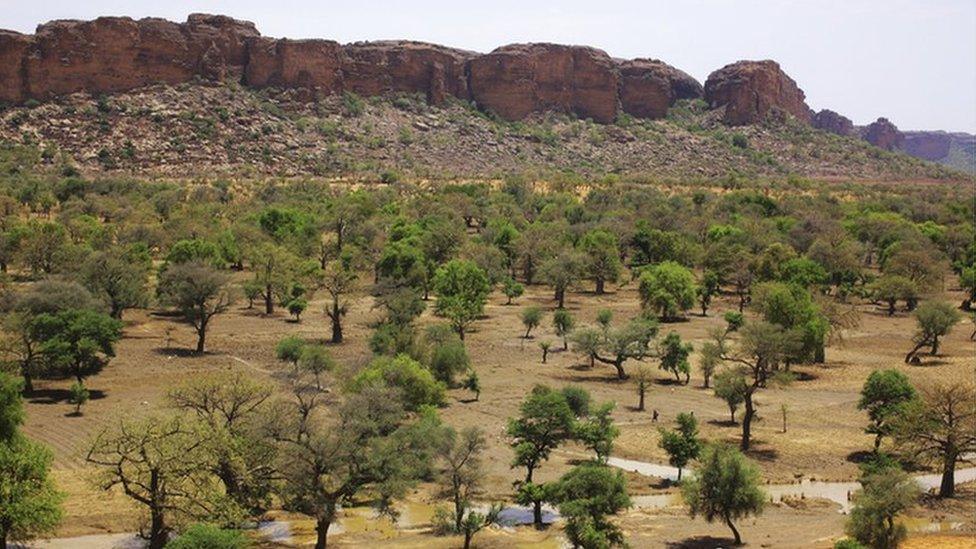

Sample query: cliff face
[1,14,707,123]
[860,117,905,151]
[812,109,854,136]
[704,60,813,125]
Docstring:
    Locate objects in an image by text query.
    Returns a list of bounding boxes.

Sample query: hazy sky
[4,0,975,132]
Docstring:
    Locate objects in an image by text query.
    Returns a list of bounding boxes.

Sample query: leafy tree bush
[659,332,693,384]
[433,260,491,340]
[904,301,962,362]
[639,261,697,321]
[845,469,919,549]
[547,463,631,548]
[351,354,446,411]
[857,370,916,452]
[165,524,250,549]
[682,444,765,545]
[659,412,702,480]
[521,306,543,338]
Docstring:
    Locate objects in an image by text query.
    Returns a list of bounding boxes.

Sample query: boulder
[468,43,619,123]
[0,30,30,103]
[860,117,904,151]
[617,58,703,119]
[812,109,854,136]
[340,41,475,104]
[704,60,812,125]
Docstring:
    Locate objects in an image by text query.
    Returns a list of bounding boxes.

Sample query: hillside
[0,83,961,182]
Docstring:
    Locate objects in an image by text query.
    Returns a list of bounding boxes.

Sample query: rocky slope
[0,83,957,181]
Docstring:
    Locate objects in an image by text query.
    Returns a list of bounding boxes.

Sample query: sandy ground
[18,274,976,546]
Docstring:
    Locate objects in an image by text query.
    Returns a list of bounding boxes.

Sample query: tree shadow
[655,378,686,386]
[666,535,737,548]
[153,346,205,358]
[788,370,818,382]
[149,310,184,319]
[707,419,738,428]
[745,446,779,462]
[846,450,875,464]
[28,388,106,405]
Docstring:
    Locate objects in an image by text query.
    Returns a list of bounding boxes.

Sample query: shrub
[165,524,250,549]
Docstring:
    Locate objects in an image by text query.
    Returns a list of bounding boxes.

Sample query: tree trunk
[595,278,605,295]
[905,340,927,363]
[939,454,956,498]
[147,509,167,549]
[887,299,896,316]
[730,406,736,424]
[556,288,565,309]
[330,301,343,343]
[463,530,474,549]
[638,389,645,411]
[196,322,207,354]
[725,513,742,545]
[677,467,682,481]
[315,518,332,549]
[533,500,543,528]
[741,393,755,451]
[21,367,33,393]
[614,360,627,380]
[265,287,274,315]
[931,336,940,355]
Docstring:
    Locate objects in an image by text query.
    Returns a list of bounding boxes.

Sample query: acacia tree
[714,321,799,450]
[713,370,748,424]
[632,364,653,411]
[30,308,123,386]
[574,402,619,463]
[638,261,697,321]
[540,251,583,309]
[271,382,437,549]
[248,244,307,315]
[845,469,920,549]
[868,275,918,316]
[521,306,543,339]
[579,229,621,294]
[857,370,916,452]
[589,318,659,380]
[167,372,276,514]
[158,262,234,354]
[507,385,576,527]
[86,415,215,549]
[0,373,63,548]
[552,309,575,350]
[546,463,631,548]
[682,444,765,545]
[904,301,962,363]
[80,247,151,319]
[432,260,491,340]
[320,260,358,344]
[435,426,488,534]
[659,412,702,481]
[659,332,693,384]
[892,382,976,498]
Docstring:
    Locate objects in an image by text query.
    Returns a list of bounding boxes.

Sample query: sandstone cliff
[704,60,812,125]
[0,14,707,123]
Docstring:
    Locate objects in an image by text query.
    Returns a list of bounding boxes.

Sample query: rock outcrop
[812,109,854,136]
[617,58,703,119]
[245,38,343,94]
[468,44,620,123]
[901,131,952,161]
[860,117,904,151]
[0,30,30,103]
[704,60,812,125]
[341,41,475,105]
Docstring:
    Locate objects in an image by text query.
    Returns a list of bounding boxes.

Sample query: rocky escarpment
[812,109,854,136]
[859,117,904,151]
[704,60,813,125]
[0,14,705,123]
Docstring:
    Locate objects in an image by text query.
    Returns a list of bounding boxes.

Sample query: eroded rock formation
[812,109,854,136]
[704,60,812,125]
[617,59,703,119]
[860,117,904,151]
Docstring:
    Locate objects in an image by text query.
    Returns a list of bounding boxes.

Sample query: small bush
[731,133,749,149]
[165,523,250,549]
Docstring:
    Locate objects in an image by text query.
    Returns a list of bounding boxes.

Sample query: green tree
[904,301,962,362]
[579,229,621,294]
[521,306,544,339]
[868,275,918,316]
[30,308,123,385]
[502,277,524,305]
[427,332,471,386]
[575,402,619,463]
[157,262,234,354]
[86,415,217,549]
[632,364,653,412]
[320,260,358,344]
[272,384,437,549]
[0,373,25,440]
[0,436,64,548]
[658,412,702,480]
[433,260,491,340]
[547,463,631,549]
[553,309,575,350]
[541,251,583,309]
[713,370,748,424]
[858,370,916,452]
[81,247,151,319]
[351,354,446,411]
[638,261,697,321]
[434,426,487,534]
[248,244,310,315]
[589,318,659,380]
[167,372,275,515]
[298,345,335,390]
[463,371,481,401]
[845,469,919,549]
[698,270,720,317]
[891,382,976,498]
[507,385,576,526]
[659,332,693,384]
[275,336,305,366]
[682,444,765,545]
